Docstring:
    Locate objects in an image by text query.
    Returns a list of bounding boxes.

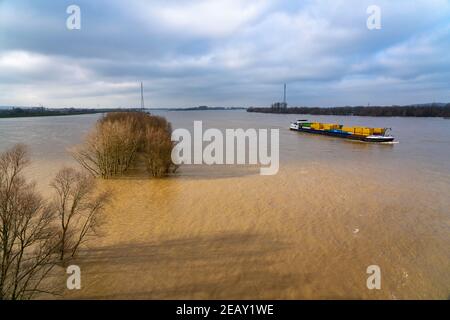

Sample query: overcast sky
[0,0,449,108]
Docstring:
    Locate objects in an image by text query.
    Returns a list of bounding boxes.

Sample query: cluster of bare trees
[1,111,174,299]
[72,119,139,178]
[0,145,57,300]
[72,112,176,178]
[143,126,175,177]
[0,145,110,300]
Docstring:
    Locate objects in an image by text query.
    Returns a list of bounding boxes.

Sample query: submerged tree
[0,145,59,300]
[72,119,140,178]
[50,167,111,262]
[72,112,177,178]
[143,124,177,177]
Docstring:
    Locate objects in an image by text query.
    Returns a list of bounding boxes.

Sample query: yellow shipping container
[354,127,364,134]
[323,123,339,130]
[342,126,355,133]
[363,128,374,136]
[373,128,385,135]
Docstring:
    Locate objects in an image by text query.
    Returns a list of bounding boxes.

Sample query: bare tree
[0,145,59,300]
[50,167,111,262]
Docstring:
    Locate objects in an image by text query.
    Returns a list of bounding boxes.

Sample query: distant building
[271,83,288,111]
[271,102,287,110]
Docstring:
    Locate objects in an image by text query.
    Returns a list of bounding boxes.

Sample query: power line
[140,81,144,110]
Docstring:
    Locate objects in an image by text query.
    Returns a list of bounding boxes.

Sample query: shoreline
[247,104,450,117]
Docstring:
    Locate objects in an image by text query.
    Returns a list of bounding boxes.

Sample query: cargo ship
[289,120,395,143]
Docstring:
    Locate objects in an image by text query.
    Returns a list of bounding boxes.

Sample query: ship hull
[290,126,395,143]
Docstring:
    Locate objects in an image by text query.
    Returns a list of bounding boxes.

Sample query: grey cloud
[0,0,449,107]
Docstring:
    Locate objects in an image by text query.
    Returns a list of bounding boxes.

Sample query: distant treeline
[247,104,450,117]
[170,106,246,111]
[0,107,143,118]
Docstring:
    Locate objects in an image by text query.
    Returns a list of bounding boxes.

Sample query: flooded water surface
[0,111,449,299]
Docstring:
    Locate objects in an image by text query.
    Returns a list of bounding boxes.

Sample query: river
[0,111,449,299]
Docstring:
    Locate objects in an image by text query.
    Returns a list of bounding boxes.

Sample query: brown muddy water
[0,111,449,299]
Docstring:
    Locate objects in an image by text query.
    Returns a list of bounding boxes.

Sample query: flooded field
[0,111,449,299]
